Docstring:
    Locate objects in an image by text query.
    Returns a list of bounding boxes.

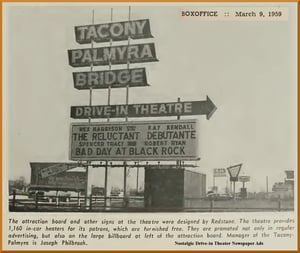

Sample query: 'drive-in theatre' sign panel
[70,119,199,161]
[71,97,217,120]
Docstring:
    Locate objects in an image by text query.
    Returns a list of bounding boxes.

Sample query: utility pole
[266,176,269,197]
[136,163,139,194]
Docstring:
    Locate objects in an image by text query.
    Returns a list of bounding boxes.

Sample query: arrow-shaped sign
[70,96,217,120]
[227,163,242,182]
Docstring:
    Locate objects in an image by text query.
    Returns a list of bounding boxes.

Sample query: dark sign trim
[68,43,158,68]
[75,19,153,44]
[69,119,199,161]
[70,97,217,120]
[73,68,149,90]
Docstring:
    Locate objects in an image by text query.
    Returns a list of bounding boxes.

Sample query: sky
[3,3,297,193]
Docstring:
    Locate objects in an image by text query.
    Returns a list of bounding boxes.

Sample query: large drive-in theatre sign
[23,10,217,213]
[70,119,199,161]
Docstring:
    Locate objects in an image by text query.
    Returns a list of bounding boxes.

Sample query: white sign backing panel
[69,119,199,161]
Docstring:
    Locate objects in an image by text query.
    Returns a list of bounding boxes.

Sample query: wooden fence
[9,191,294,212]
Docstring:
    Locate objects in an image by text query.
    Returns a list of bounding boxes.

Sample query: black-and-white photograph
[3,2,297,250]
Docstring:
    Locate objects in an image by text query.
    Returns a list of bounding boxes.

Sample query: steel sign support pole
[233,181,236,200]
[266,176,269,197]
[88,9,95,124]
[107,7,113,113]
[104,7,113,209]
[85,164,89,208]
[124,163,127,206]
[176,97,181,168]
[84,10,95,209]
[177,97,181,120]
[104,162,108,207]
[123,6,131,207]
[125,6,131,123]
[136,162,139,194]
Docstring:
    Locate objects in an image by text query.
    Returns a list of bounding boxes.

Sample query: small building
[144,166,206,209]
[271,181,293,199]
[91,186,104,196]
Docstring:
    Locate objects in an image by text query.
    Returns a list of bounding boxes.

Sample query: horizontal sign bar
[239,176,250,182]
[70,96,216,120]
[30,163,86,190]
[213,168,226,177]
[75,19,153,44]
[69,119,199,161]
[68,43,158,68]
[90,163,197,168]
[73,68,148,90]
